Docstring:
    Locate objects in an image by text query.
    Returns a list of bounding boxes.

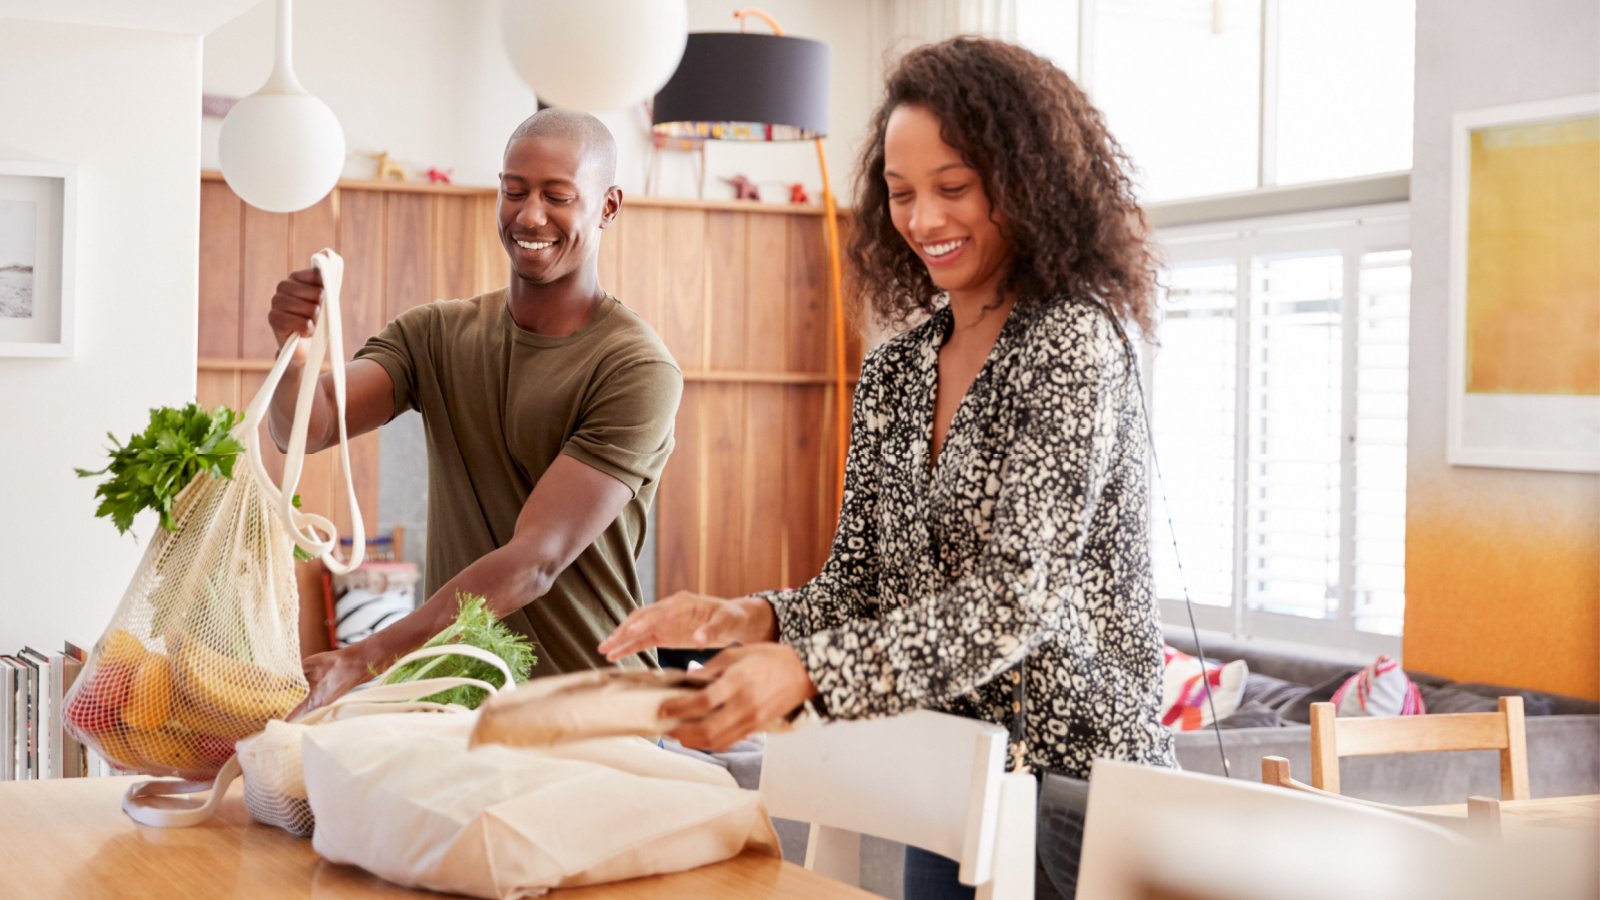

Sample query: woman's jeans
[902,771,1088,900]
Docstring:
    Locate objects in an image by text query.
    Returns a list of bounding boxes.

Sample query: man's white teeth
[518,239,555,251]
[923,239,963,257]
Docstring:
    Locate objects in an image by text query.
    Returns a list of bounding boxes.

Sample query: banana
[100,629,152,669]
[128,726,209,777]
[168,630,302,693]
[171,692,270,741]
[168,631,306,733]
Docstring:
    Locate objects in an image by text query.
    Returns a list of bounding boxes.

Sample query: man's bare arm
[296,454,635,710]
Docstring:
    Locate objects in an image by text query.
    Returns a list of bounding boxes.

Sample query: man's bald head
[505,108,618,189]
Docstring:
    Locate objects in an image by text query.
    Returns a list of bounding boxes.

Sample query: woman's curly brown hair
[851,37,1158,337]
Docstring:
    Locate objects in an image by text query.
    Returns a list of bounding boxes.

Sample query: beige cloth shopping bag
[302,711,781,899]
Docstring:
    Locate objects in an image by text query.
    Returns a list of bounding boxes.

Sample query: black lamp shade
[652,32,830,141]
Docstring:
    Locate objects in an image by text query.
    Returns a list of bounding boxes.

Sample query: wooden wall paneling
[745,214,789,373]
[705,212,746,371]
[656,385,703,597]
[331,431,379,542]
[596,205,622,295]
[617,206,662,326]
[337,189,387,352]
[474,195,506,297]
[701,383,745,598]
[659,208,707,368]
[786,216,829,374]
[741,383,787,592]
[836,216,867,373]
[239,205,293,360]
[782,386,829,586]
[198,181,243,359]
[195,369,239,415]
[430,194,478,302]
[384,192,433,321]
[287,193,338,269]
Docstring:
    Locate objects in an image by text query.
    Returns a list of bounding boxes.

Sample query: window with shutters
[1145,207,1408,654]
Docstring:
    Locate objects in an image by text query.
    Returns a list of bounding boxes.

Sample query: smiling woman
[601,36,1171,900]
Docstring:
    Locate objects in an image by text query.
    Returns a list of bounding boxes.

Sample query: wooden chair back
[1309,696,1529,800]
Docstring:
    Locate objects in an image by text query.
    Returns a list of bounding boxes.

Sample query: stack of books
[1,643,114,780]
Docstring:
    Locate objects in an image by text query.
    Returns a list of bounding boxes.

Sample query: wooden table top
[1413,793,1600,834]
[0,777,875,899]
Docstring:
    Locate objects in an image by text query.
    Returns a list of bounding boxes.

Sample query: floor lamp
[651,9,849,515]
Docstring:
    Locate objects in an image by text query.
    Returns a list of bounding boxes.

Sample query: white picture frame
[0,161,77,357]
[1447,94,1600,473]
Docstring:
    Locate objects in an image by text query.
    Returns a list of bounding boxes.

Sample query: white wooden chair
[1078,759,1472,900]
[759,709,1037,899]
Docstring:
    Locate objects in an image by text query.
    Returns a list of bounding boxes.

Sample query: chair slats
[1306,695,1530,803]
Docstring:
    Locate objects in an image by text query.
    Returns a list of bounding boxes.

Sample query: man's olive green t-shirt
[355,290,681,676]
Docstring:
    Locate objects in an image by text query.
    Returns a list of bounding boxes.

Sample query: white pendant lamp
[501,0,688,112]
[219,0,346,213]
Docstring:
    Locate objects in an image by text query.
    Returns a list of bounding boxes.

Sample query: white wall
[202,0,876,200]
[0,20,202,651]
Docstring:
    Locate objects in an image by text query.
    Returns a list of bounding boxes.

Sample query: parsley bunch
[382,593,536,708]
[75,403,247,535]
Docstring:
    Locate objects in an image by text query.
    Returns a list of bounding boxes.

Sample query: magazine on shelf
[20,648,57,779]
[14,652,38,779]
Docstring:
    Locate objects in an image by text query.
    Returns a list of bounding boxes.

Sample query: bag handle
[123,643,514,828]
[238,248,366,575]
[296,643,516,724]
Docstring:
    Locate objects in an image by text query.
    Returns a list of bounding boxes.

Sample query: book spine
[0,659,14,781]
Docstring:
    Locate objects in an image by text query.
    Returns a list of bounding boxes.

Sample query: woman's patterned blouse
[763,296,1177,777]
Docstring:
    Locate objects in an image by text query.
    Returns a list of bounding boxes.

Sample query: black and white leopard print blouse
[763,295,1177,778]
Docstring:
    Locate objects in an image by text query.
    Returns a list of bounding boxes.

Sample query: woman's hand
[598,591,777,662]
[289,644,376,719]
[661,643,817,752]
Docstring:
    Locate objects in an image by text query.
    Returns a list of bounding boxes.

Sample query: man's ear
[599,185,623,229]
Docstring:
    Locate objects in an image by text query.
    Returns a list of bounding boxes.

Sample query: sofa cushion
[1281,670,1356,724]
[1416,683,1507,715]
[1216,700,1284,729]
[1331,654,1426,716]
[1161,645,1249,731]
[1240,671,1314,711]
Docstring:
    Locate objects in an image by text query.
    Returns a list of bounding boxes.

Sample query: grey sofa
[1166,631,1600,805]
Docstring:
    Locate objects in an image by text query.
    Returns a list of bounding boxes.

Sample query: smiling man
[264,109,682,711]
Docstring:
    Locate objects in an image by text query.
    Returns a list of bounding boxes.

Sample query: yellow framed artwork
[1448,94,1600,473]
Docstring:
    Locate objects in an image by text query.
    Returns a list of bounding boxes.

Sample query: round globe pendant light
[501,0,688,112]
[219,0,345,213]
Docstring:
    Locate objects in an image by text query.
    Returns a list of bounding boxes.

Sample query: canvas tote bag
[302,711,781,899]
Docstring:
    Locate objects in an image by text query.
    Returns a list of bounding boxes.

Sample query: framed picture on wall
[1447,93,1600,473]
[0,161,77,357]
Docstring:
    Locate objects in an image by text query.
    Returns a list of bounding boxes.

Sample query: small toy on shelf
[422,167,453,185]
[720,174,760,201]
[788,182,810,204]
[370,151,405,182]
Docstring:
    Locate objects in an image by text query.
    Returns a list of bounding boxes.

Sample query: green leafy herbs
[75,403,246,535]
[382,593,536,709]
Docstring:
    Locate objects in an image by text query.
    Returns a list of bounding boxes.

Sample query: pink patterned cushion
[1160,645,1249,731]
[1331,654,1427,717]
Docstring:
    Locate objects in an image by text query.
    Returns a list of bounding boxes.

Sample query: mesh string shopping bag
[62,248,365,782]
[119,643,513,835]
